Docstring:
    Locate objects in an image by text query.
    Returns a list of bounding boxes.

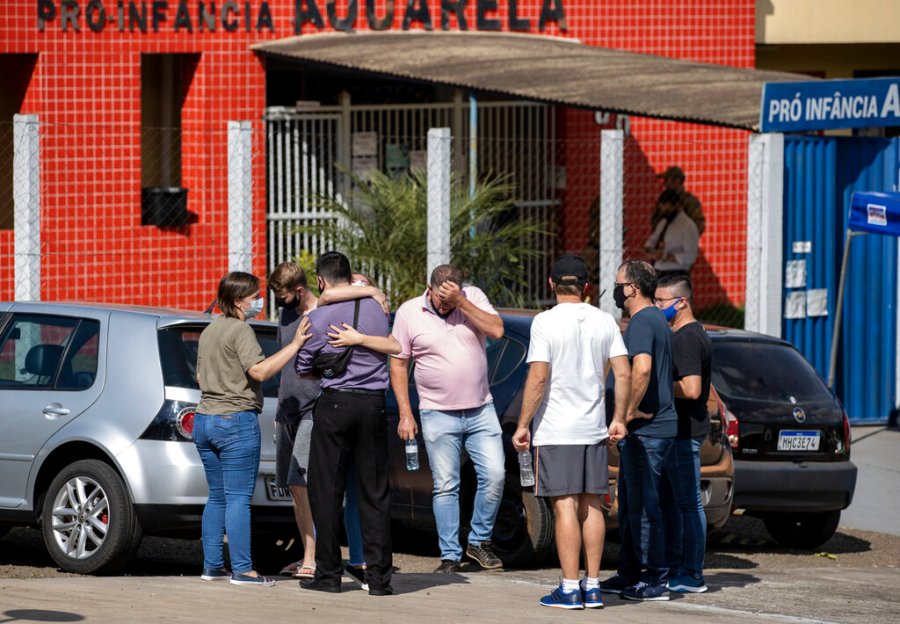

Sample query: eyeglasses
[614,282,632,288]
[656,296,681,304]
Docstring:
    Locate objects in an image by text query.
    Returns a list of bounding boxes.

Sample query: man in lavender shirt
[295,251,393,596]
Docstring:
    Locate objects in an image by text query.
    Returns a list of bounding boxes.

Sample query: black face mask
[274,293,296,308]
[613,283,628,310]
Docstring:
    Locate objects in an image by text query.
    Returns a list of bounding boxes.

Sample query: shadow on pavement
[0,609,84,623]
[392,571,470,595]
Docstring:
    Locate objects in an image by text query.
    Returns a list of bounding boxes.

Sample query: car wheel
[491,482,555,567]
[41,459,142,574]
[763,510,841,549]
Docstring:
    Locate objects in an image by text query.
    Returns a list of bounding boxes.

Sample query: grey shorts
[274,416,313,488]
[534,442,609,498]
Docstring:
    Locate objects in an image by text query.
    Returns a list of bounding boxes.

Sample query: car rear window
[158,325,281,398]
[710,340,833,403]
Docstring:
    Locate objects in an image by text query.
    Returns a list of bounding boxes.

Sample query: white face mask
[244,297,264,320]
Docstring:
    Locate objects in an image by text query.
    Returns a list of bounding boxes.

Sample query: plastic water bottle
[405,439,420,471]
[518,450,535,487]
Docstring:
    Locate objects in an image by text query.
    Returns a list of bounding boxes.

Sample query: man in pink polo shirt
[391,264,506,573]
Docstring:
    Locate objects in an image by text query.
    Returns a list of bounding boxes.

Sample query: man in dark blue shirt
[602,260,676,602]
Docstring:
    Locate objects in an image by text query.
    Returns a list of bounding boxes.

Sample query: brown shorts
[534,442,609,498]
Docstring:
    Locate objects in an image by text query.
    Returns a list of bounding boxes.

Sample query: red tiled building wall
[0,0,755,311]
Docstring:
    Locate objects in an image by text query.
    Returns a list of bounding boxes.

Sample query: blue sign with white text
[849,191,900,237]
[760,78,900,133]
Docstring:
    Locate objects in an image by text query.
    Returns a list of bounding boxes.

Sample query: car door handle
[43,403,70,417]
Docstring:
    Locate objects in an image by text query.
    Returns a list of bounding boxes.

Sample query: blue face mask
[244,297,264,320]
[661,299,680,322]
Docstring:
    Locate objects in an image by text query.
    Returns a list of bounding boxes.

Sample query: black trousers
[308,389,392,590]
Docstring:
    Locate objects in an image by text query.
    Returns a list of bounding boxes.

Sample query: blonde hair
[268,262,307,292]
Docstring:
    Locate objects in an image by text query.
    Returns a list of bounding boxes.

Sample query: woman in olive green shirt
[194,271,310,587]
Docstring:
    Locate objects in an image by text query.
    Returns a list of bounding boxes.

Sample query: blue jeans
[193,411,261,575]
[661,435,706,578]
[344,459,365,566]
[420,402,505,561]
[617,433,674,585]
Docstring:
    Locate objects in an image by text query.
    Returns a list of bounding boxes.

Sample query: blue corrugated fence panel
[782,135,898,424]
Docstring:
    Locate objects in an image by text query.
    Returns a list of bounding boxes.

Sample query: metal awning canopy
[253,32,809,131]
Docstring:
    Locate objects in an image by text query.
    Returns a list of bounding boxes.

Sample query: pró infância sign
[37,1,567,34]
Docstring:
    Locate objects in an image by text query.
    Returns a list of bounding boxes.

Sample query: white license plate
[264,475,292,501]
[777,430,821,451]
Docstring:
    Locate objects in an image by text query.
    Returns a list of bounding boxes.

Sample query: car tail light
[176,408,196,439]
[725,407,739,450]
[841,409,852,455]
[140,399,199,442]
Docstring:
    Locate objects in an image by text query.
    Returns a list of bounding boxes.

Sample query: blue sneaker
[582,586,604,609]
[622,581,670,601]
[668,574,708,593]
[540,586,584,610]
[598,574,635,595]
[200,567,229,581]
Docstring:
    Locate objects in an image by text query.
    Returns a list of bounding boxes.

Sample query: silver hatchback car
[0,302,296,574]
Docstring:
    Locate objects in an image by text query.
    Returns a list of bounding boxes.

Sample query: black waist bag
[313,299,360,379]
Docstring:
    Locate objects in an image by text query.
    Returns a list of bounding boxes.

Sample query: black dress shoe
[368,585,393,596]
[300,578,341,593]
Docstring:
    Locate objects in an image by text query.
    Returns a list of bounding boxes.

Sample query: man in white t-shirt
[513,253,631,610]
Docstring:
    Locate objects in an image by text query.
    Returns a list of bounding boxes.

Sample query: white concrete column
[228,121,253,273]
[744,132,784,337]
[14,114,41,302]
[599,129,624,319]
[427,127,452,280]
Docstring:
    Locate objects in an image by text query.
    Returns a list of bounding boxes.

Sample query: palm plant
[297,169,553,308]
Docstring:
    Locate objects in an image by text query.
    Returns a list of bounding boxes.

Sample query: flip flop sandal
[294,565,316,579]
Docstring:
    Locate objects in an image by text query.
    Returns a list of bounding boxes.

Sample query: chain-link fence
[1,111,751,327]
[1,117,268,312]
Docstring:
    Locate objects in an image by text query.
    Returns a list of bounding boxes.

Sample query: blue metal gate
[783,136,899,424]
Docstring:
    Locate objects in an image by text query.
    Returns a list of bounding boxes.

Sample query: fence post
[427,127,451,279]
[14,114,41,302]
[599,129,624,319]
[228,121,253,273]
[744,132,784,336]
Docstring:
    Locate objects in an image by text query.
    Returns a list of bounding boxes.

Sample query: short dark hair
[217,271,260,319]
[620,260,657,299]
[657,273,693,303]
[555,284,583,297]
[315,251,352,285]
[430,264,463,289]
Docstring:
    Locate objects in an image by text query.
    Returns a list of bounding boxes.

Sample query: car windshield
[710,340,833,403]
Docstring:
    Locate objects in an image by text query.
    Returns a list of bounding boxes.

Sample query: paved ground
[1,424,896,623]
[840,426,900,536]
[0,561,897,624]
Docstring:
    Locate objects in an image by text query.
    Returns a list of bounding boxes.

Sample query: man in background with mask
[655,274,712,594]
[644,189,699,280]
[391,264,506,573]
[268,262,320,580]
[602,260,676,602]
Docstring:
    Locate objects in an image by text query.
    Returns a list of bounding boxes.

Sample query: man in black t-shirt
[655,274,712,595]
